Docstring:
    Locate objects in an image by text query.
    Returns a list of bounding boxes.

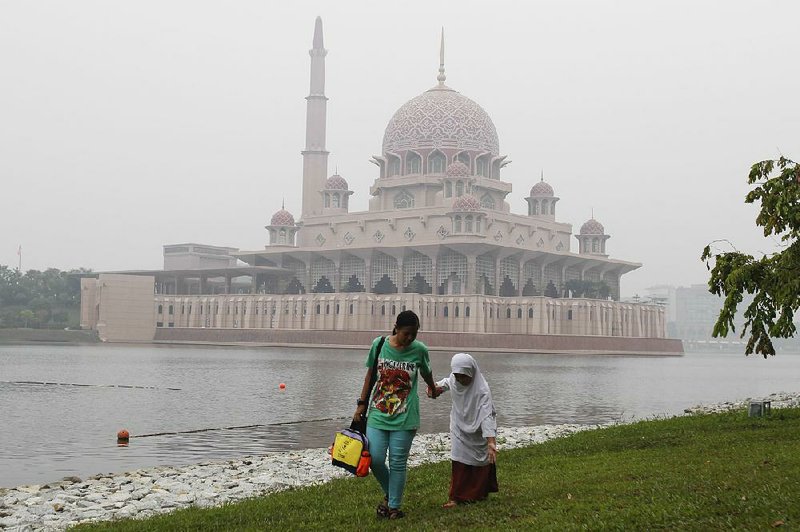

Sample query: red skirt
[449,460,499,503]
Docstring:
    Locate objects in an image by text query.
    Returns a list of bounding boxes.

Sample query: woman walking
[429,352,498,508]
[353,310,440,519]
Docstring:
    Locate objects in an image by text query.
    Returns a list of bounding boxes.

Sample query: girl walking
[429,352,498,508]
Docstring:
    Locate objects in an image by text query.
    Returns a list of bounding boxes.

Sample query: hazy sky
[2,1,798,297]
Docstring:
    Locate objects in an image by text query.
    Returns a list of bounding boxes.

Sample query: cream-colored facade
[80,18,670,347]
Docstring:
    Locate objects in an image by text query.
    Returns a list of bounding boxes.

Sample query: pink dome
[452,194,482,212]
[580,218,605,235]
[530,180,554,196]
[324,174,349,190]
[270,208,295,227]
[445,161,470,177]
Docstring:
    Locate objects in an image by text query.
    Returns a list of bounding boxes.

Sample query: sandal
[442,500,457,509]
[388,508,405,519]
[376,496,389,518]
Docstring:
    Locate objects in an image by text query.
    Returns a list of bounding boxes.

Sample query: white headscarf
[448,353,494,434]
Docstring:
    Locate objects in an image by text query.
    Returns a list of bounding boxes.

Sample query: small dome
[580,218,605,235]
[445,161,470,177]
[530,180,554,197]
[324,174,349,190]
[452,195,482,212]
[270,208,295,227]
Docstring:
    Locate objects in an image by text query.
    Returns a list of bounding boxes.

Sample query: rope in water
[3,381,181,391]
[132,416,350,438]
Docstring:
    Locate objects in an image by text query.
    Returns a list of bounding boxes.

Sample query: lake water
[1,344,799,488]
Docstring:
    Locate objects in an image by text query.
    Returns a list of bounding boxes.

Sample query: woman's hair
[392,309,420,334]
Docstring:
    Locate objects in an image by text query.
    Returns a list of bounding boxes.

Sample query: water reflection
[1,344,798,488]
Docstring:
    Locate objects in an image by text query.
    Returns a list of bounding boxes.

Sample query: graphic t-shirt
[365,336,431,431]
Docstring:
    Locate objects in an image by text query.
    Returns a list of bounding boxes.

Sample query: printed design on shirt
[371,359,416,416]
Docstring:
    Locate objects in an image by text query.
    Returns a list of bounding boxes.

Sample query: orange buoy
[279,383,286,390]
[117,429,130,442]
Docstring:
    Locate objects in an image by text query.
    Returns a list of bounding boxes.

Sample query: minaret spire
[437,27,446,85]
[301,16,330,221]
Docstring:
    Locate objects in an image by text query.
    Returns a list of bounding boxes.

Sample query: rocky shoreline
[2,391,798,531]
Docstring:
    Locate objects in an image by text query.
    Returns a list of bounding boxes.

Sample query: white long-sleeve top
[436,376,497,466]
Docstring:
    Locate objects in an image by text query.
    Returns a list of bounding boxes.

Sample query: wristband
[356,399,367,406]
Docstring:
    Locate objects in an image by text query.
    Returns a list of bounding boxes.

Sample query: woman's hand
[353,404,366,422]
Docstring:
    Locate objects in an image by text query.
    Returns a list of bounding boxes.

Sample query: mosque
[80,18,679,354]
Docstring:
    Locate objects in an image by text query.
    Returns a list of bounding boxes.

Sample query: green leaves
[703,157,800,357]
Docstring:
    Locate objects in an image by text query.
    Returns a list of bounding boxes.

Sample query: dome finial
[282,198,285,210]
[541,169,544,182]
[591,207,594,219]
[437,27,446,85]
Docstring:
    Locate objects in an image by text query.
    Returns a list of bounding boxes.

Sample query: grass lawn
[76,408,800,531]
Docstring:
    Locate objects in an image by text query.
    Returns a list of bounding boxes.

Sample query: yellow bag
[331,428,371,476]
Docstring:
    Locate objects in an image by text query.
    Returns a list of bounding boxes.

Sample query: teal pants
[366,426,416,509]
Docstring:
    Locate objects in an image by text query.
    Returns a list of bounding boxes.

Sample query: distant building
[79,18,678,354]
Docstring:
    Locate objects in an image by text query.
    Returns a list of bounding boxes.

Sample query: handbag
[330,336,386,476]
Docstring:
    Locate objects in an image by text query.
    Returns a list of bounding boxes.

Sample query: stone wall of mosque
[152,292,666,338]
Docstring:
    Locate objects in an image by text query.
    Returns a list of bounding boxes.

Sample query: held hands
[426,385,444,399]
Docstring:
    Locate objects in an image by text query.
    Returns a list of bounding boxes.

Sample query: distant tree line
[0,266,90,329]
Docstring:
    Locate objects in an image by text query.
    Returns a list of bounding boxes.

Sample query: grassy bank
[77,409,800,531]
[0,328,97,345]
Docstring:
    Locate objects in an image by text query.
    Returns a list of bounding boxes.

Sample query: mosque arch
[393,189,415,209]
[331,193,340,208]
[456,151,470,170]
[455,181,464,197]
[428,150,446,174]
[476,154,490,177]
[480,193,495,210]
[387,154,401,177]
[445,181,453,197]
[405,151,422,175]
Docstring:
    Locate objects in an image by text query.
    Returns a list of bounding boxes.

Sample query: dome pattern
[580,218,605,235]
[270,208,295,227]
[530,180,554,197]
[445,161,470,177]
[382,86,499,155]
[324,174,349,190]
[452,194,482,212]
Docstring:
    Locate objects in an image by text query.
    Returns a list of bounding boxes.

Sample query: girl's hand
[353,404,366,421]
[488,442,497,464]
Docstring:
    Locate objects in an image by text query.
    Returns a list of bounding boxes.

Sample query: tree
[701,156,800,357]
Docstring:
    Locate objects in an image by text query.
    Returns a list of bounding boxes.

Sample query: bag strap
[366,336,385,401]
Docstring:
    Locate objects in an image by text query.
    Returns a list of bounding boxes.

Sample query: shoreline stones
[2,392,799,531]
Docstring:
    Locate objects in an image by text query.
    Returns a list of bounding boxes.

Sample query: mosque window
[428,151,446,174]
[157,305,163,314]
[324,194,330,208]
[568,309,573,320]
[332,193,340,208]
[476,218,482,233]
[445,181,452,197]
[454,216,462,233]
[456,152,470,169]
[455,306,460,318]
[455,181,464,197]
[551,202,556,215]
[278,229,287,245]
[465,306,470,317]
[388,156,401,177]
[532,201,539,216]
[517,308,523,319]
[443,306,449,317]
[528,307,534,318]
[406,152,421,174]
[506,308,512,319]
[168,305,174,315]
[480,193,495,210]
[465,216,473,233]
[592,239,599,253]
[393,190,414,209]
[476,156,489,178]
[349,304,353,314]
